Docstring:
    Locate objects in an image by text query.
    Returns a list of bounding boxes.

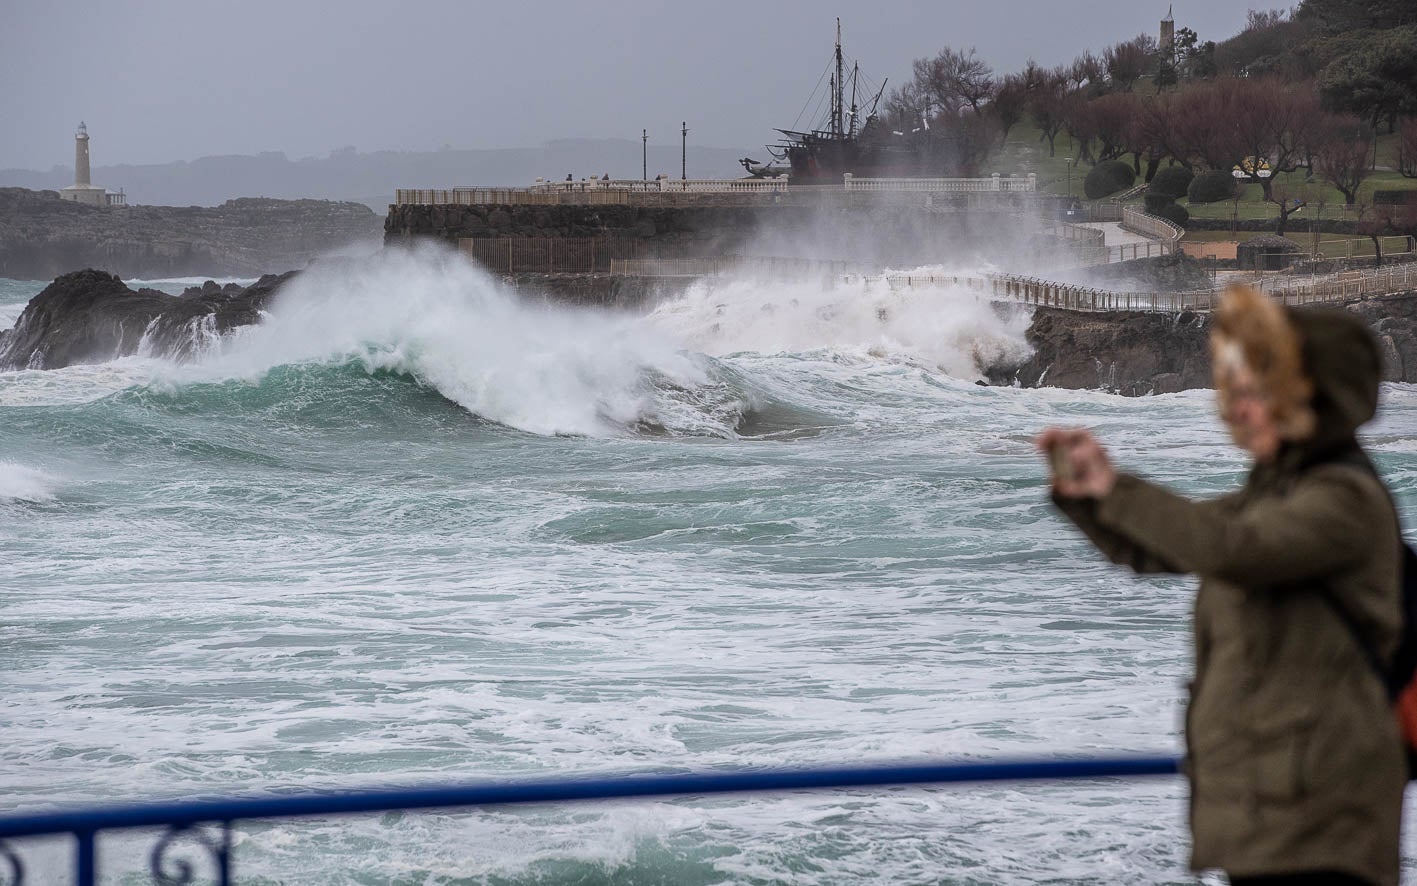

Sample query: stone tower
[1160,6,1175,60]
[60,122,124,206]
[75,121,91,188]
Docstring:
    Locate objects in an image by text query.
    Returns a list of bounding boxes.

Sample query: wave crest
[0,461,58,502]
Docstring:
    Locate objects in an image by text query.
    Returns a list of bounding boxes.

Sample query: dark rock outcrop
[0,188,381,280]
[0,269,296,370]
[990,292,1417,395]
[994,307,1212,395]
[1052,251,1213,293]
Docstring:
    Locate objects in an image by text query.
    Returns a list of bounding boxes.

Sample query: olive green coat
[1054,308,1404,886]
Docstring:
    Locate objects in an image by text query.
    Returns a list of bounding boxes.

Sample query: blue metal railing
[0,754,1181,885]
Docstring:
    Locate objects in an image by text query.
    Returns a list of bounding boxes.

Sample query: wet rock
[0,269,297,370]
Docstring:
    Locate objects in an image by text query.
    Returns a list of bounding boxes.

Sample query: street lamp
[1065,158,1072,198]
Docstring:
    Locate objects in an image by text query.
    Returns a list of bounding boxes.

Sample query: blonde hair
[1211,285,1316,441]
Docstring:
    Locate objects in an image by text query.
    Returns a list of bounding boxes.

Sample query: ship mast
[832,18,844,138]
[850,62,860,138]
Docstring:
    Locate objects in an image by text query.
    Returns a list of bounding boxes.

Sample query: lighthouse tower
[74,121,92,188]
[1160,6,1175,61]
[60,122,124,207]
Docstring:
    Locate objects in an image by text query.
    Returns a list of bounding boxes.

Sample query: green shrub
[1187,170,1238,204]
[1144,192,1174,213]
[1083,160,1137,199]
[1157,202,1190,226]
[1149,166,1194,199]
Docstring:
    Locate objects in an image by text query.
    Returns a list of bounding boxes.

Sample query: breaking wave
[0,461,57,503]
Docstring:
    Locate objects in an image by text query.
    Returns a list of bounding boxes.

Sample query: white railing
[395,188,562,206]
[1120,207,1183,255]
[530,178,788,194]
[395,175,1041,205]
[843,173,1037,192]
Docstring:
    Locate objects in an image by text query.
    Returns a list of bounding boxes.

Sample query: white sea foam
[645,267,1031,378]
[0,460,57,502]
[122,276,260,294]
[0,358,162,406]
[178,246,743,437]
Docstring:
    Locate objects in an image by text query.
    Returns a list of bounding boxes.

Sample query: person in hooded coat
[1038,286,1404,886]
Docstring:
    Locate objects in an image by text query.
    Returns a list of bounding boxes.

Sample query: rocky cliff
[0,269,295,370]
[0,188,382,280]
[990,292,1417,394]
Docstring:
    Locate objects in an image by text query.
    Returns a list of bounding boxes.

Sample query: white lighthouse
[60,122,125,207]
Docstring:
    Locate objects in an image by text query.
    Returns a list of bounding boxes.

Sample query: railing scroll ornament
[151,822,232,886]
[0,841,22,886]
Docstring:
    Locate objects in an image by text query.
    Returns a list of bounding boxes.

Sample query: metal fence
[1309,235,1417,261]
[843,173,1037,192]
[836,260,1417,314]
[1252,261,1417,304]
[459,237,644,274]
[0,754,1179,886]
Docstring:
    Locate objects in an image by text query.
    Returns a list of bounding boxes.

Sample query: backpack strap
[1305,446,1401,696]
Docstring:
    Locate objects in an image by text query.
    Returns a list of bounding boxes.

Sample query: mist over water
[2,258,1415,884]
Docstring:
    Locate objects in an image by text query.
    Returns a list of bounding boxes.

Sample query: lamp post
[681,121,688,181]
[642,129,647,182]
[1065,158,1072,198]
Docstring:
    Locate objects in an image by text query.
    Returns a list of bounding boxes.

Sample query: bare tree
[1104,36,1154,92]
[1314,120,1374,205]
[990,74,1029,143]
[1228,78,1323,201]
[951,112,1003,176]
[1029,68,1071,157]
[1061,92,1097,164]
[1090,92,1141,162]
[1268,181,1309,238]
[1400,117,1417,178]
[1133,92,1180,180]
[881,81,929,135]
[1069,51,1104,94]
[913,45,996,115]
[1164,79,1247,171]
[1020,59,1048,92]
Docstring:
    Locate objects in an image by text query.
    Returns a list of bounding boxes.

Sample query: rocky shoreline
[8,266,1417,394]
[0,269,295,370]
[989,290,1417,393]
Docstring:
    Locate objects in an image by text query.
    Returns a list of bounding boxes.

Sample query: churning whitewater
[2,254,1415,884]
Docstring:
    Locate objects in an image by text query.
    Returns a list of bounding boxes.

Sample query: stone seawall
[991,291,1417,394]
[384,202,1037,268]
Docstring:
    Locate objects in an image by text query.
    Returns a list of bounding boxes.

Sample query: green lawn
[991,121,1415,213]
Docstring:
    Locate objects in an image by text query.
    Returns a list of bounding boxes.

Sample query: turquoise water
[2,253,1415,884]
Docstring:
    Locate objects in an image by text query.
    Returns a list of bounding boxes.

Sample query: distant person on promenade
[1038,285,1404,886]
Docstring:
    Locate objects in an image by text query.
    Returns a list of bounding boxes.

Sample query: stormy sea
[3,250,1415,884]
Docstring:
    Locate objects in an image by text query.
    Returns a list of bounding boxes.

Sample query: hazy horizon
[2,0,1259,172]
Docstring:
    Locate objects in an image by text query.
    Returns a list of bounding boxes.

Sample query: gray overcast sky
[2,0,1262,171]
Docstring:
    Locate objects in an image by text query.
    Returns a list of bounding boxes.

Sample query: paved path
[1074,222,1155,248]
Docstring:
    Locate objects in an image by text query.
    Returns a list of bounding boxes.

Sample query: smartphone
[1049,444,1074,483]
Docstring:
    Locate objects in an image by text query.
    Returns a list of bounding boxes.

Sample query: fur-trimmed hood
[1288,305,1383,457]
[1211,286,1382,459]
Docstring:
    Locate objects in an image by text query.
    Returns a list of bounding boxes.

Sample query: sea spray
[645,267,1032,378]
[189,247,749,437]
[0,460,57,502]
